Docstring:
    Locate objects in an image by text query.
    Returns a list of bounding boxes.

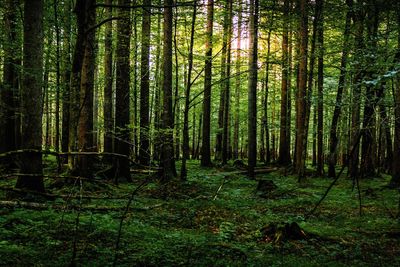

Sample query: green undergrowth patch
[0,159,399,266]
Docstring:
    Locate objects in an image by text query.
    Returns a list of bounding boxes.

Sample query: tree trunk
[216,0,230,161]
[222,0,233,165]
[316,0,324,176]
[200,0,214,167]
[114,0,132,183]
[160,0,176,182]
[328,0,352,178]
[348,3,365,178]
[54,0,61,153]
[360,1,379,178]
[294,0,308,180]
[77,0,96,178]
[139,0,151,166]
[16,0,45,192]
[277,0,291,166]
[103,0,114,158]
[68,0,91,171]
[181,1,198,180]
[61,0,72,158]
[1,0,19,165]
[233,0,242,161]
[248,0,259,178]
[390,4,400,187]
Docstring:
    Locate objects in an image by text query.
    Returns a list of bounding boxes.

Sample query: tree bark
[348,2,365,178]
[200,0,214,167]
[103,0,114,158]
[1,0,19,165]
[16,0,45,192]
[222,0,233,165]
[233,0,242,161]
[328,0,352,178]
[181,0,197,180]
[316,0,324,176]
[114,0,132,183]
[277,0,291,165]
[248,0,259,178]
[160,0,176,182]
[77,0,97,178]
[139,0,151,166]
[294,0,308,180]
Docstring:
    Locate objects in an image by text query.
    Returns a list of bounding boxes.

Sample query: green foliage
[0,159,399,266]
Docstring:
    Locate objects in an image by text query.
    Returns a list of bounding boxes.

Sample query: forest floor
[0,158,399,266]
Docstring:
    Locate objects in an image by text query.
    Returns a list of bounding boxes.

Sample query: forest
[0,0,399,265]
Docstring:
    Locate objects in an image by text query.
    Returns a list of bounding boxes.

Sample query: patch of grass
[0,159,399,266]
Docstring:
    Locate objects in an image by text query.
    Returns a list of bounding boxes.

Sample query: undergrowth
[0,158,399,266]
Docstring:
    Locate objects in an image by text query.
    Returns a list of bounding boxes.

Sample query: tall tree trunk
[316,0,324,175]
[68,0,91,171]
[233,0,242,161]
[328,0,352,178]
[277,0,291,165]
[181,0,198,180]
[77,0,96,178]
[216,0,230,161]
[248,0,259,178]
[1,0,19,165]
[103,0,114,158]
[360,1,379,178]
[61,0,72,158]
[294,0,308,180]
[160,0,176,182]
[16,0,45,192]
[114,0,132,183]
[139,0,151,166]
[348,2,365,178]
[132,1,139,159]
[390,3,400,187]
[222,0,233,165]
[54,0,61,153]
[200,0,214,167]
[153,9,162,162]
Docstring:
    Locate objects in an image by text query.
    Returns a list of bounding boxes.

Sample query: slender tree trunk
[132,1,139,159]
[77,0,96,178]
[1,0,19,165]
[61,0,72,158]
[348,3,365,178]
[53,0,61,153]
[390,4,400,187]
[248,0,259,178]
[360,1,379,178]
[16,0,45,192]
[114,0,132,183]
[328,0,352,177]
[181,1,198,180]
[233,0,242,161]
[278,0,291,165]
[316,0,324,175]
[139,0,151,166]
[222,0,233,165]
[152,10,162,162]
[68,0,91,170]
[103,0,114,158]
[216,0,230,161]
[160,0,176,182]
[200,0,214,167]
[294,0,308,180]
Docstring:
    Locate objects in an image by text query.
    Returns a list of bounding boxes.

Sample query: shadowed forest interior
[0,0,400,265]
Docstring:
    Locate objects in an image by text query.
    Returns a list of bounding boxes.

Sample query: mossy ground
[0,158,399,266]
